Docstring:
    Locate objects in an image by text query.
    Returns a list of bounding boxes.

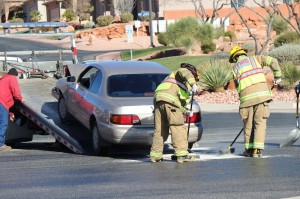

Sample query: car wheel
[188,143,194,150]
[91,122,109,156]
[58,96,72,123]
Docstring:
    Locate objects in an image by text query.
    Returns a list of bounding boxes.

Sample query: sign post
[134,20,140,37]
[125,25,134,60]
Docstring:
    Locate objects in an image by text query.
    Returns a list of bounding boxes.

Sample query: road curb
[200,102,296,112]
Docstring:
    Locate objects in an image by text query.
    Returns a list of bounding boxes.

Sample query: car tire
[58,96,72,123]
[188,143,194,150]
[91,122,109,156]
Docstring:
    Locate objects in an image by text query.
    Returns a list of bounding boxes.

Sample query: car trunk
[110,97,154,125]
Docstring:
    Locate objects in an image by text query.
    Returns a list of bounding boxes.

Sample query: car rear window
[108,74,168,97]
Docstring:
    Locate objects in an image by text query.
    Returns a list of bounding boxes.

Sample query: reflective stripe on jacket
[154,68,196,113]
[233,56,266,93]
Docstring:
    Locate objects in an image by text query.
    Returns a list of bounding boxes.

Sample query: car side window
[78,67,99,89]
[90,70,103,93]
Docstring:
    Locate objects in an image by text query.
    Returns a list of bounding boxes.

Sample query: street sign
[125,25,133,43]
[135,20,141,28]
[138,12,150,17]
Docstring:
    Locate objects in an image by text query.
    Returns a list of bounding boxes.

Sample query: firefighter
[229,46,282,157]
[150,63,199,163]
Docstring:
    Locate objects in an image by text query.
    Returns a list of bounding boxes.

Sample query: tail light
[184,112,201,123]
[110,114,141,125]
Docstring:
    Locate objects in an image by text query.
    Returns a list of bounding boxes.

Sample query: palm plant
[29,10,42,22]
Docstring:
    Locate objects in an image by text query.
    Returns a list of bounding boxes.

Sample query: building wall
[21,0,297,23]
[37,0,47,22]
[45,2,62,22]
[24,0,37,22]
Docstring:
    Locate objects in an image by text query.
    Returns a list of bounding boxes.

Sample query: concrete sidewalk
[200,101,296,112]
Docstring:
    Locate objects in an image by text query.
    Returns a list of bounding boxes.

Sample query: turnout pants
[150,101,189,158]
[239,102,270,150]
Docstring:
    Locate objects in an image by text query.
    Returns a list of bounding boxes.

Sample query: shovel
[279,83,300,147]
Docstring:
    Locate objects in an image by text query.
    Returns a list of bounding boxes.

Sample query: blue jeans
[0,103,9,147]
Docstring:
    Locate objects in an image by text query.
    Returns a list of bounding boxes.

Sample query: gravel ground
[195,88,296,104]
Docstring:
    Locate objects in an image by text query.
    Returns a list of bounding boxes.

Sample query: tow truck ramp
[12,102,85,155]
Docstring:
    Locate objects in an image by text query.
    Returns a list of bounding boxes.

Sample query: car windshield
[107,73,168,97]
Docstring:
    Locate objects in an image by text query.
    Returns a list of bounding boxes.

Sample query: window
[78,67,99,89]
[231,0,244,8]
[107,73,168,97]
[90,71,103,93]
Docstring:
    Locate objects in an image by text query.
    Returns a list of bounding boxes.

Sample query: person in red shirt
[0,68,25,151]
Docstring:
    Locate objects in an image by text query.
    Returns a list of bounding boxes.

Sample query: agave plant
[198,59,232,92]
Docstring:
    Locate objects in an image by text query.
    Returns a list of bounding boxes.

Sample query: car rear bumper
[101,123,203,145]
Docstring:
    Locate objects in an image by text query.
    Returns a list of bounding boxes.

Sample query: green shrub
[242,41,256,53]
[223,31,236,41]
[197,23,216,54]
[201,40,216,54]
[274,31,300,47]
[271,15,288,35]
[120,13,134,23]
[214,27,225,39]
[84,21,95,29]
[139,12,155,21]
[269,44,300,64]
[10,17,24,23]
[166,17,200,51]
[280,62,300,89]
[80,13,91,21]
[181,38,196,54]
[197,23,214,41]
[62,8,76,22]
[157,32,170,46]
[198,59,232,92]
[210,52,229,60]
[96,15,113,27]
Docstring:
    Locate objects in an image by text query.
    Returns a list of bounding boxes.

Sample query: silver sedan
[52,61,203,155]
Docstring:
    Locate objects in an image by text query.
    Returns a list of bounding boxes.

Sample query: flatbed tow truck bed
[6,78,91,154]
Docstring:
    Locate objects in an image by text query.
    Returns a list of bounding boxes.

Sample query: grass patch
[150,56,211,71]
[121,46,174,60]
[14,30,30,34]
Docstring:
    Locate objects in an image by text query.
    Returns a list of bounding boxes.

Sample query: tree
[190,0,231,24]
[29,10,42,22]
[62,8,76,22]
[76,1,94,23]
[269,0,300,36]
[114,0,136,15]
[230,0,279,55]
[185,0,235,38]
[231,0,300,54]
[62,0,94,24]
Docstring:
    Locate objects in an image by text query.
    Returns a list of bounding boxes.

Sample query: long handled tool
[171,91,199,160]
[187,91,194,141]
[219,127,244,155]
[280,83,300,147]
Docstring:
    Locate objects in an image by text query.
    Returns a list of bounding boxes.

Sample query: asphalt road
[0,79,299,199]
[1,39,300,199]
[1,109,300,199]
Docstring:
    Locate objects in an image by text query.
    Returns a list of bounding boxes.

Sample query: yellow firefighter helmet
[229,46,247,63]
